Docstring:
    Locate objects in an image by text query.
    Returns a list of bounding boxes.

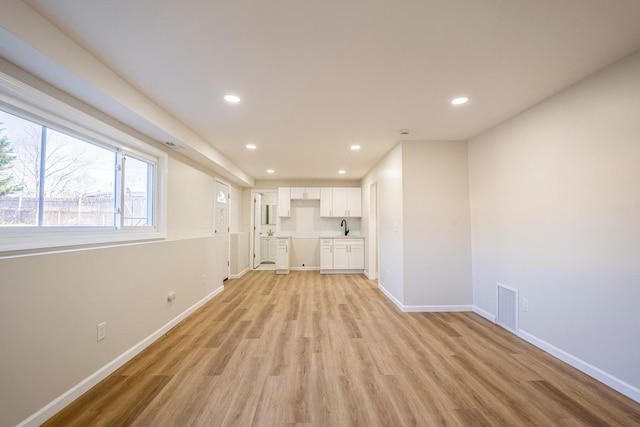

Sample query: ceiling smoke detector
[399,129,411,136]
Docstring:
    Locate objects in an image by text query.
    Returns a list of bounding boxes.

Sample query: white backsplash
[278,199,361,238]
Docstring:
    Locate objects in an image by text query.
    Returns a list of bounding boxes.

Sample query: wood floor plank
[43,271,640,427]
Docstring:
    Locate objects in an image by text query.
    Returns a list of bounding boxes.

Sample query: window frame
[0,71,167,254]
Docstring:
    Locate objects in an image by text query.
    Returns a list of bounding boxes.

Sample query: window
[0,71,166,253]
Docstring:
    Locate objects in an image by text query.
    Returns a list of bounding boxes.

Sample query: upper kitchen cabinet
[321,187,362,217]
[320,188,333,217]
[278,187,291,217]
[290,187,320,200]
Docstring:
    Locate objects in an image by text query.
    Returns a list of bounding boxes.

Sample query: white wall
[468,51,640,392]
[363,144,404,304]
[0,153,226,426]
[402,141,472,307]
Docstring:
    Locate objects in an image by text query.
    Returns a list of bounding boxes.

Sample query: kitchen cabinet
[320,239,333,270]
[260,236,277,263]
[278,187,291,217]
[320,237,364,273]
[276,237,291,274]
[321,188,362,217]
[320,188,333,217]
[280,186,361,217]
[290,187,320,200]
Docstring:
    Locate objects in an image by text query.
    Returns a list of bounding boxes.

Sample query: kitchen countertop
[319,235,364,239]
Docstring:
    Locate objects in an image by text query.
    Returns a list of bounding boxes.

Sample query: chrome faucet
[340,219,349,236]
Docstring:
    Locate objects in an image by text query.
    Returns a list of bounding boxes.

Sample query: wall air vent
[496,282,518,332]
[163,141,184,150]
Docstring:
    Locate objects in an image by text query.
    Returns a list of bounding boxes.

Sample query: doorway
[251,189,277,270]
[214,180,229,281]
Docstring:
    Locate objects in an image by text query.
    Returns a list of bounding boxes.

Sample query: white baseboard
[402,304,473,312]
[378,283,404,310]
[18,286,225,427]
[472,305,496,322]
[291,266,320,271]
[516,329,640,404]
[364,270,377,280]
[230,267,249,279]
[377,284,472,313]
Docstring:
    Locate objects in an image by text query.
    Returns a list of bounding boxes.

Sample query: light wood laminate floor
[45,271,640,426]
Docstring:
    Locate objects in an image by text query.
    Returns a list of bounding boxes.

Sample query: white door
[347,188,362,217]
[215,180,229,281]
[333,244,349,269]
[349,244,365,270]
[276,240,289,270]
[253,193,262,268]
[332,188,347,217]
[320,243,333,270]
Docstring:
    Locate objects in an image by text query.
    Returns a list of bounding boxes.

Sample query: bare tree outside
[0,123,22,197]
[0,110,117,226]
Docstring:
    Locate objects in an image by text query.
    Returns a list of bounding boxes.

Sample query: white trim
[378,283,404,310]
[291,266,320,271]
[516,329,640,404]
[230,267,249,279]
[402,304,473,313]
[378,283,472,312]
[364,270,377,280]
[472,305,496,322]
[17,286,225,427]
[319,269,363,274]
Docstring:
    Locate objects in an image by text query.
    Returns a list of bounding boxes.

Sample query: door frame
[214,179,230,281]
[250,189,278,270]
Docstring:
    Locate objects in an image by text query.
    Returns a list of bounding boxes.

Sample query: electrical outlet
[522,298,530,313]
[97,322,107,342]
[202,274,207,285]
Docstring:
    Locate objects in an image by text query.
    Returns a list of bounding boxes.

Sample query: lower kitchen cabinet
[320,237,364,273]
[275,237,291,274]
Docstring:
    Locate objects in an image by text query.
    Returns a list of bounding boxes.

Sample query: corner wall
[402,141,472,308]
[363,144,404,304]
[468,51,640,395]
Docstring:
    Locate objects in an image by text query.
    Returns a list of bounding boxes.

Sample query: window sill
[0,229,167,258]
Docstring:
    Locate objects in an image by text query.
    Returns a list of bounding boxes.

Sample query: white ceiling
[13,1,640,181]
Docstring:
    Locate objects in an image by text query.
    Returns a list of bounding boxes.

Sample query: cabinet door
[332,188,347,217]
[320,188,333,217]
[276,242,289,269]
[290,187,306,199]
[268,238,277,260]
[278,187,291,217]
[320,243,333,270]
[260,238,269,262]
[305,187,321,200]
[346,188,362,217]
[348,243,365,270]
[333,244,349,269]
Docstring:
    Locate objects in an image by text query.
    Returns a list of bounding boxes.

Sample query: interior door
[253,192,262,268]
[214,180,230,281]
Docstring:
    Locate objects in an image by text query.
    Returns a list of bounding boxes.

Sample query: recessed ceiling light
[246,144,256,150]
[224,94,241,103]
[267,169,275,174]
[451,97,469,105]
[350,145,361,151]
[338,170,346,174]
